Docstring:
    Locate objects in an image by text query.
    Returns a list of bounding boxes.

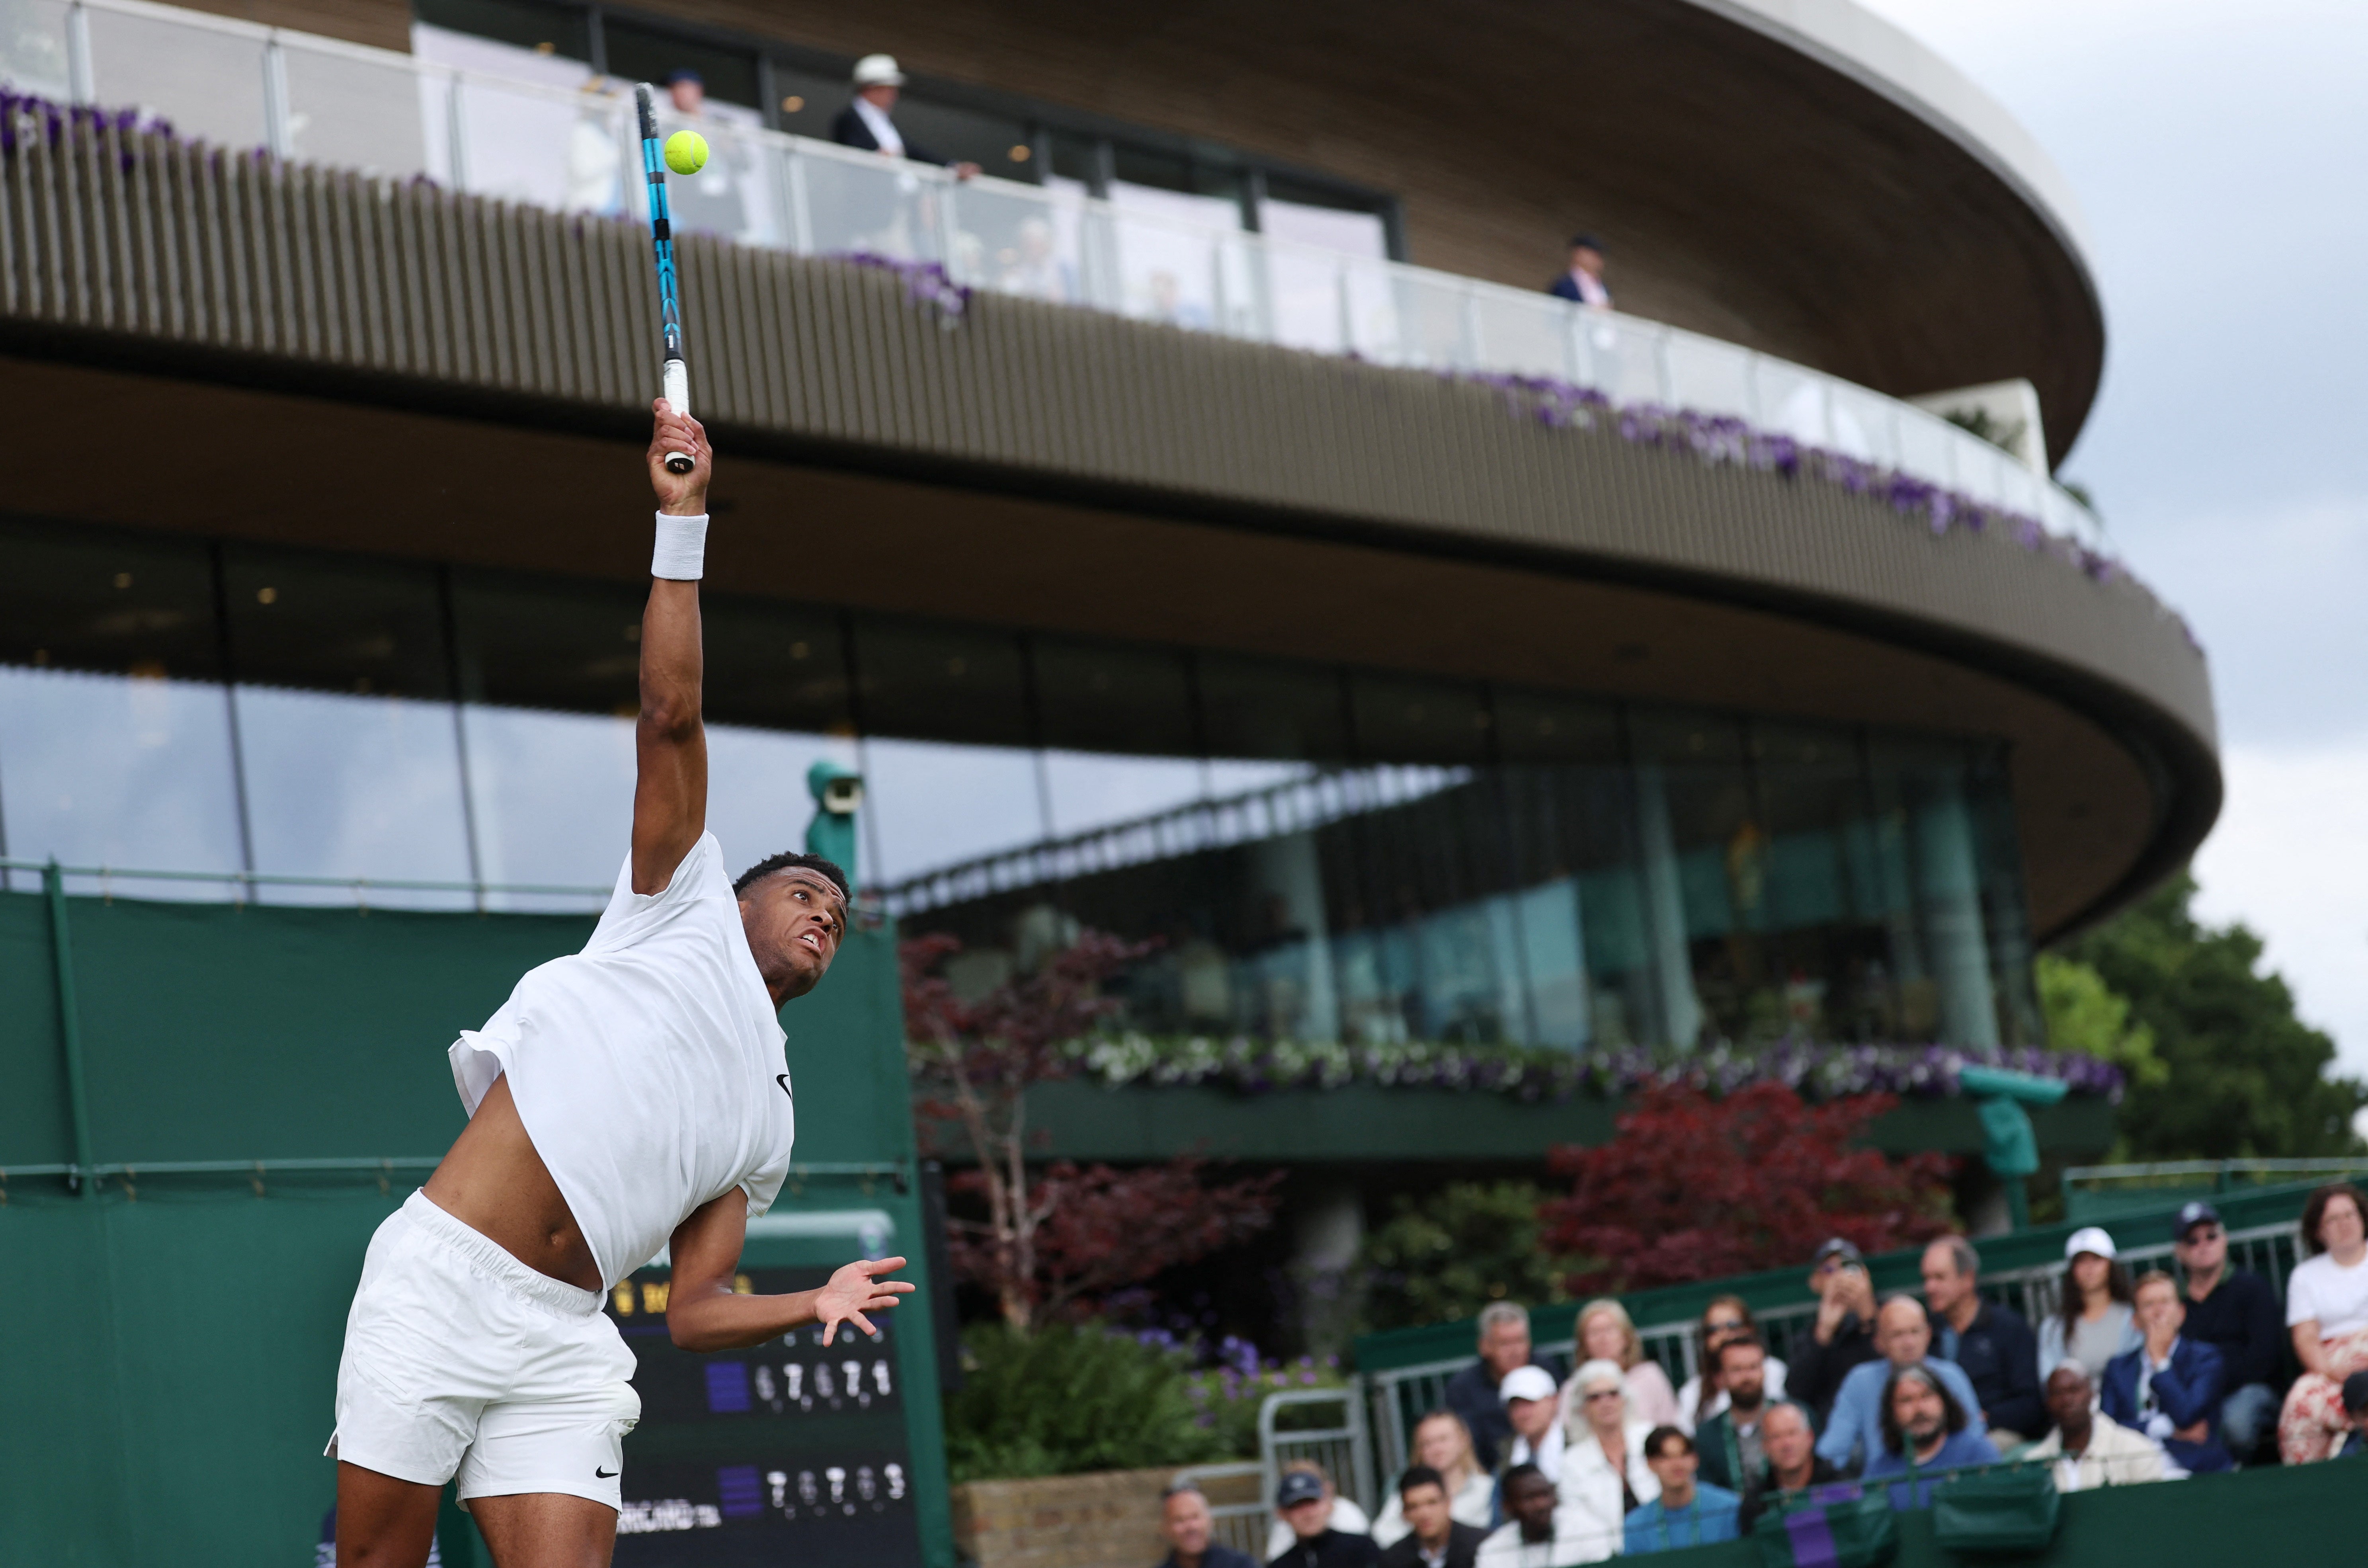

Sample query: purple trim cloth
[1783,1505,1841,1568]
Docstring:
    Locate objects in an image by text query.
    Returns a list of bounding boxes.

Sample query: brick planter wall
[951,1465,1179,1568]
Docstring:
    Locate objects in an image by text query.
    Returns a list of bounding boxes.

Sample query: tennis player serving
[328,403,912,1568]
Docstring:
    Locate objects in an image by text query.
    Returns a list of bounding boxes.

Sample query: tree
[1538,1084,1954,1295]
[1357,1180,1576,1334]
[902,931,1280,1332]
[2037,953,2168,1092]
[2061,873,2366,1159]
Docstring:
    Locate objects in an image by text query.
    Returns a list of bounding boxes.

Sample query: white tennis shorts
[327,1191,640,1511]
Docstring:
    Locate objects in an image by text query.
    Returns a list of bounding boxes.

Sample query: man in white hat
[831,54,979,179]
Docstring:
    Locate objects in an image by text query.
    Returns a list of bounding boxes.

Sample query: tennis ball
[664,130,709,176]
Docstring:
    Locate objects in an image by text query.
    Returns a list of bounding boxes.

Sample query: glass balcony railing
[2,0,2107,550]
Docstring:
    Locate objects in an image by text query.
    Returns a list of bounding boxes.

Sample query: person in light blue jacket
[1815,1297,1983,1474]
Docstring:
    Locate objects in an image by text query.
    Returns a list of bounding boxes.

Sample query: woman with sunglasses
[1673,1295,1790,1434]
[1554,1359,1657,1562]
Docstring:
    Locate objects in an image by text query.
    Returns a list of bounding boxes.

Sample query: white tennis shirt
[448,832,796,1291]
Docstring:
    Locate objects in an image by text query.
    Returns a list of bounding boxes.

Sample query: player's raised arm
[632,400,714,895]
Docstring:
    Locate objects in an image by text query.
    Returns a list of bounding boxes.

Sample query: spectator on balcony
[1497,1366,1566,1482]
[1568,1300,1679,1431]
[1447,1302,1547,1470]
[1674,1295,1790,1433]
[1554,1359,1657,1558]
[1860,1365,2000,1508]
[2169,1201,2282,1461]
[2038,1227,2140,1383]
[1791,1238,1880,1424]
[1161,1481,1261,1568]
[1622,1427,1741,1554]
[2277,1182,2368,1463]
[1269,1466,1380,1568]
[1475,1465,1597,1568]
[1547,235,1611,309]
[654,70,756,239]
[1734,1402,1841,1533]
[1372,1413,1494,1547]
[2102,1270,2233,1474]
[2340,1371,2368,1457]
[1921,1235,2044,1444]
[1692,1336,1772,1493]
[996,216,1074,303]
[1377,1465,1489,1568]
[830,54,980,179]
[1814,1296,1982,1475]
[2024,1362,2164,1491]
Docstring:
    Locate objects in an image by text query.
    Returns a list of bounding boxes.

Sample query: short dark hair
[733,849,849,902]
[1501,1462,1547,1492]
[1644,1425,1693,1460]
[1398,1464,1446,1499]
[1713,1332,1765,1372]
[1878,1364,1967,1455]
[2302,1183,2366,1257]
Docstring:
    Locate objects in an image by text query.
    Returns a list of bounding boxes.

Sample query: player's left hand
[648,399,712,514]
[815,1256,915,1345]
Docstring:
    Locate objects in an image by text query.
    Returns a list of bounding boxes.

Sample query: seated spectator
[1269,1466,1380,1568]
[1860,1365,2001,1508]
[1674,1295,1790,1433]
[1814,1296,1983,1474]
[1475,1465,1600,1568]
[2038,1227,2140,1383]
[1735,1402,1841,1533]
[2103,1269,2233,1474]
[2278,1182,2368,1463]
[1498,1367,1566,1482]
[1161,1481,1261,1568]
[1569,1299,1680,1431]
[1921,1235,2043,1444]
[1546,235,1611,309]
[1622,1427,1741,1555]
[1693,1336,1773,1493]
[2022,1363,2165,1491]
[1447,1302,1544,1470]
[2340,1371,2368,1458]
[1553,1359,1656,1558]
[1372,1412,1494,1547]
[1790,1238,1880,1425]
[1377,1465,1490,1568]
[2169,1201,2282,1462]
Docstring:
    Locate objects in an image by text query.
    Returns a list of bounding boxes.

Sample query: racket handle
[661,357,694,473]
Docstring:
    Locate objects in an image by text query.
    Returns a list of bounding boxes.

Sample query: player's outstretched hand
[815,1255,916,1346]
[648,399,712,514]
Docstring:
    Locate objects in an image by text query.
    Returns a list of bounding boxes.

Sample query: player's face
[742,869,846,998]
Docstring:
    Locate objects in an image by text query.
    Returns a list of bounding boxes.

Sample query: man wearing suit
[1377,1466,1487,1568]
[829,53,979,179]
[1546,234,1611,308]
[2102,1271,2235,1473]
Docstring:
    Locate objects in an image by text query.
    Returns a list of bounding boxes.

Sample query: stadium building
[0,0,2215,1559]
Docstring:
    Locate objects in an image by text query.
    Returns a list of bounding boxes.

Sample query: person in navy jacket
[2101,1272,2234,1473]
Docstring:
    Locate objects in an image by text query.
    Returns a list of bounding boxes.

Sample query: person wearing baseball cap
[830,53,980,180]
[2170,1199,2284,1461]
[1270,1463,1380,1568]
[1790,1238,1879,1425]
[2039,1227,2140,1383]
[1498,1365,1566,1480]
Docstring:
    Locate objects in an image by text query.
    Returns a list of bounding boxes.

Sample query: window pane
[767,61,839,137]
[851,617,1030,747]
[706,596,851,736]
[1197,654,1348,764]
[412,0,591,66]
[890,96,1035,177]
[221,547,451,699]
[0,666,243,898]
[0,517,221,680]
[452,570,642,716]
[462,704,633,910]
[1350,672,1491,765]
[707,722,861,886]
[602,21,759,107]
[861,736,1045,887]
[1260,197,1387,260]
[234,687,474,909]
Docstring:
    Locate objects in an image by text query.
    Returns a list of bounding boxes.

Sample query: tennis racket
[634,83,694,474]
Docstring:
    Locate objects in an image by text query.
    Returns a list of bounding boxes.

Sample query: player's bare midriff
[420,1073,602,1292]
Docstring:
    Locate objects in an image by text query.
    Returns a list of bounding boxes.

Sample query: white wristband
[652,511,708,581]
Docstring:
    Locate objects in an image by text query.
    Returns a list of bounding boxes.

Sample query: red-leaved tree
[1540,1083,1954,1295]
[902,930,1280,1333]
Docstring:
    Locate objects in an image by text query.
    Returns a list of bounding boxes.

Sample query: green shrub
[944,1321,1227,1482]
[1355,1180,1575,1334]
[1182,1352,1347,1459]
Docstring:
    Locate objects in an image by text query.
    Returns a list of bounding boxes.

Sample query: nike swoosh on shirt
[776,1074,792,1097]
[595,1467,617,1478]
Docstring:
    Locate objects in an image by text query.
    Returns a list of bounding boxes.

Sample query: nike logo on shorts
[596,1466,618,1478]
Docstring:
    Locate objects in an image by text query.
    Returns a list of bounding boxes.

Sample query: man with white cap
[831,54,980,179]
[1497,1366,1566,1480]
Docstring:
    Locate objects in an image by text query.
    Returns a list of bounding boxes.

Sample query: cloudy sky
[1849,0,2368,1081]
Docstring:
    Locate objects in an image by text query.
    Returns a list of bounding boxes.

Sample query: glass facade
[0,514,2040,1050]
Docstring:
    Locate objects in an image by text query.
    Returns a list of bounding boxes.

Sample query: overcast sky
[1850,0,2368,1079]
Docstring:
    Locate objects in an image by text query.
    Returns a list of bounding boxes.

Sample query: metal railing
[0,854,609,911]
[0,0,2109,554]
[1361,1218,2306,1491]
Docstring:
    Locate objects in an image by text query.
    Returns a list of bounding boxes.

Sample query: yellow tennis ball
[664,130,709,176]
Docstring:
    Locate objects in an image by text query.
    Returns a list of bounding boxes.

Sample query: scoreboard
[606,1249,930,1565]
